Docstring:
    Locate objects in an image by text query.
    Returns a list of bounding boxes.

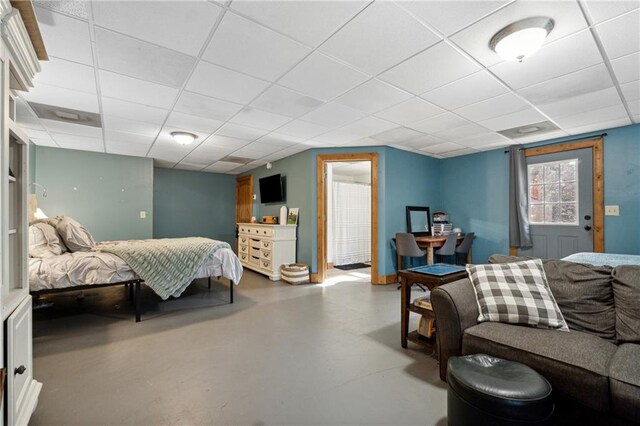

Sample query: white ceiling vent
[497,121,559,139]
[221,156,253,164]
[28,102,102,128]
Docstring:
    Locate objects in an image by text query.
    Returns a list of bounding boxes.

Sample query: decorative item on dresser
[0,0,47,423]
[237,223,297,281]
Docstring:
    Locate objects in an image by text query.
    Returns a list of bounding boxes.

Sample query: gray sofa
[431,255,640,423]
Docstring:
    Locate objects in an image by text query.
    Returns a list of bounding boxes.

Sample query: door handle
[584,225,592,231]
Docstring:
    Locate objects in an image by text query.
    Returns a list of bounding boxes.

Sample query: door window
[528,159,579,225]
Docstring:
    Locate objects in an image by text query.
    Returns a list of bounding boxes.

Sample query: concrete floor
[31,268,447,425]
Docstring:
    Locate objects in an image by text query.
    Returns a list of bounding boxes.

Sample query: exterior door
[520,148,593,259]
[235,175,253,225]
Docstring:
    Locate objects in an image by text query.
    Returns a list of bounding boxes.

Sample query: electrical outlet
[605,205,619,216]
[140,211,146,219]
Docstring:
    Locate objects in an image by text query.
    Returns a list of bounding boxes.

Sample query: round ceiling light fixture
[171,131,197,145]
[489,17,555,62]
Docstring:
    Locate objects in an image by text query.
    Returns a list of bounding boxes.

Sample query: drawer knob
[15,365,26,375]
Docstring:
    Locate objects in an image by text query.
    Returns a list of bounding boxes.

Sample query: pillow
[32,216,67,252]
[29,223,66,258]
[612,265,640,343]
[55,216,96,252]
[466,259,569,331]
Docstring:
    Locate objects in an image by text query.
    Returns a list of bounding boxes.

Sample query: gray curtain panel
[509,145,532,248]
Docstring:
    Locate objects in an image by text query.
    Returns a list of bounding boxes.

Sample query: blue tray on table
[407,263,466,276]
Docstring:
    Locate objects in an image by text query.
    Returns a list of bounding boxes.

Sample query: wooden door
[236,175,253,224]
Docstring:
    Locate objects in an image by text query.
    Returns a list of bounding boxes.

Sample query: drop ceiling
[17,0,640,175]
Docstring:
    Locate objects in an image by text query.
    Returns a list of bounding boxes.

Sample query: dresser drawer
[261,240,273,250]
[260,259,272,270]
[238,244,248,254]
[240,253,248,262]
[261,249,271,260]
[7,296,34,425]
[239,236,248,244]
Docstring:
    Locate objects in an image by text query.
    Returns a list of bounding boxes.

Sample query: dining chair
[434,233,458,264]
[455,232,475,265]
[395,233,427,291]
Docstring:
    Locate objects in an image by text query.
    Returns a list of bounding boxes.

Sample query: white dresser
[237,223,296,281]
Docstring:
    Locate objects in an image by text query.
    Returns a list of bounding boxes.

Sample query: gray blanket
[99,237,231,299]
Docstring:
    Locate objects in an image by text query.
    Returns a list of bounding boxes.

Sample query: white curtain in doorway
[332,181,371,265]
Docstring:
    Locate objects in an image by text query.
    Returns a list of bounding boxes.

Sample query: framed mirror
[406,206,432,236]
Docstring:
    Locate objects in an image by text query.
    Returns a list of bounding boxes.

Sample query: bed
[29,216,243,322]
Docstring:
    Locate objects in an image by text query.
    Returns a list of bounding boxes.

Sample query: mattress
[562,252,640,267]
[30,245,243,293]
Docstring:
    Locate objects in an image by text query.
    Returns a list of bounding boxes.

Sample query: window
[528,159,578,225]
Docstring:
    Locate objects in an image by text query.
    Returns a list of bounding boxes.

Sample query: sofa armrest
[432,278,479,381]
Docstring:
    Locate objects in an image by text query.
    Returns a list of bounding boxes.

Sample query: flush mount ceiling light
[171,131,197,145]
[489,17,555,62]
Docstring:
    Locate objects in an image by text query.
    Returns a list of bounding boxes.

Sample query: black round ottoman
[447,354,553,426]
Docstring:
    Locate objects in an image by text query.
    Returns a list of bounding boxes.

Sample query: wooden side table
[400,268,468,351]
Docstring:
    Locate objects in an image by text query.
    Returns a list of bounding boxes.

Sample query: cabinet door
[7,295,34,425]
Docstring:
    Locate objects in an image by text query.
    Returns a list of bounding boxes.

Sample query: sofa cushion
[612,266,640,343]
[542,259,615,342]
[462,322,617,412]
[466,259,568,331]
[609,343,640,422]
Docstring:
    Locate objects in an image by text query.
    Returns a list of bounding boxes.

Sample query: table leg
[467,249,472,265]
[401,276,409,348]
[427,247,434,265]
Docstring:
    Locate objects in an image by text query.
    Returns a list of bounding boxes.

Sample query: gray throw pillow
[55,216,96,252]
[612,266,640,343]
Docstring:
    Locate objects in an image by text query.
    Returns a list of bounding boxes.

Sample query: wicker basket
[281,263,310,285]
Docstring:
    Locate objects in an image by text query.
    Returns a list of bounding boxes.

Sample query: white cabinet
[238,223,296,281]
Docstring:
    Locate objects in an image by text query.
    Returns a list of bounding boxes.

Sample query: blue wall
[153,168,236,245]
[441,124,640,262]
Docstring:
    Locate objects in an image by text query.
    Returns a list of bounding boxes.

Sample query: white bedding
[30,245,243,293]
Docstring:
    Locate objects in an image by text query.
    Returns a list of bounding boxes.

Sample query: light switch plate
[140,211,147,219]
[605,205,619,216]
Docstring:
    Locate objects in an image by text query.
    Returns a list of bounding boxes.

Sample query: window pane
[561,182,576,202]
[561,203,577,224]
[530,205,544,223]
[530,184,544,203]
[544,184,559,203]
[529,165,543,184]
[544,163,559,182]
[560,161,576,181]
[545,204,560,223]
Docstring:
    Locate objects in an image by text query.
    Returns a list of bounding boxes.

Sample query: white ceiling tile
[408,112,469,134]
[215,122,269,141]
[511,130,570,145]
[300,102,366,127]
[536,87,622,119]
[565,117,632,135]
[334,79,412,114]
[106,141,152,158]
[186,61,270,104]
[315,116,397,144]
[451,1,588,67]
[100,70,179,109]
[25,129,58,147]
[374,97,444,125]
[15,100,44,130]
[479,108,548,132]
[255,133,304,147]
[92,1,221,56]
[251,85,323,118]
[101,98,168,124]
[555,104,631,129]
[95,28,196,89]
[518,63,614,105]
[611,52,640,84]
[399,134,447,149]
[34,6,93,65]
[370,126,425,144]
[276,119,329,139]
[103,115,162,137]
[34,57,96,94]
[51,133,104,152]
[205,161,242,172]
[105,129,156,146]
[420,142,466,154]
[585,1,639,24]
[455,93,530,122]
[320,1,441,75]
[236,142,280,156]
[456,132,512,148]
[420,71,508,110]
[164,111,223,134]
[183,147,228,165]
[174,162,206,171]
[279,52,368,101]
[398,1,509,36]
[205,135,253,150]
[203,12,311,81]
[596,9,640,60]
[153,159,177,169]
[36,0,89,19]
[621,80,640,102]
[230,107,291,131]
[490,30,602,90]
[379,41,480,94]
[439,147,480,158]
[433,123,492,142]
[229,1,367,47]
[22,83,99,113]
[173,91,243,121]
[41,119,102,138]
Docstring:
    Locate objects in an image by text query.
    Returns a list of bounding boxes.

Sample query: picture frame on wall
[287,208,299,225]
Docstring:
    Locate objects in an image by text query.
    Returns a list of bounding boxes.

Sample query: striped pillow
[466,259,569,331]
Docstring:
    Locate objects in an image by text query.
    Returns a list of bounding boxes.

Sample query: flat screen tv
[259,174,285,203]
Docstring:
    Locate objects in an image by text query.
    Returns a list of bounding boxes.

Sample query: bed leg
[128,282,134,304]
[208,276,211,290]
[135,281,141,323]
[230,280,234,304]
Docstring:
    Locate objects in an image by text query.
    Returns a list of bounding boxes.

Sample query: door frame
[510,136,604,255]
[315,153,379,284]
[235,175,253,224]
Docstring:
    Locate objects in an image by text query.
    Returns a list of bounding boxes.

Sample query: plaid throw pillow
[466,259,569,331]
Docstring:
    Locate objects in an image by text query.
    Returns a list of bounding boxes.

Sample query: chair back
[435,233,458,256]
[455,232,475,254]
[395,233,426,258]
